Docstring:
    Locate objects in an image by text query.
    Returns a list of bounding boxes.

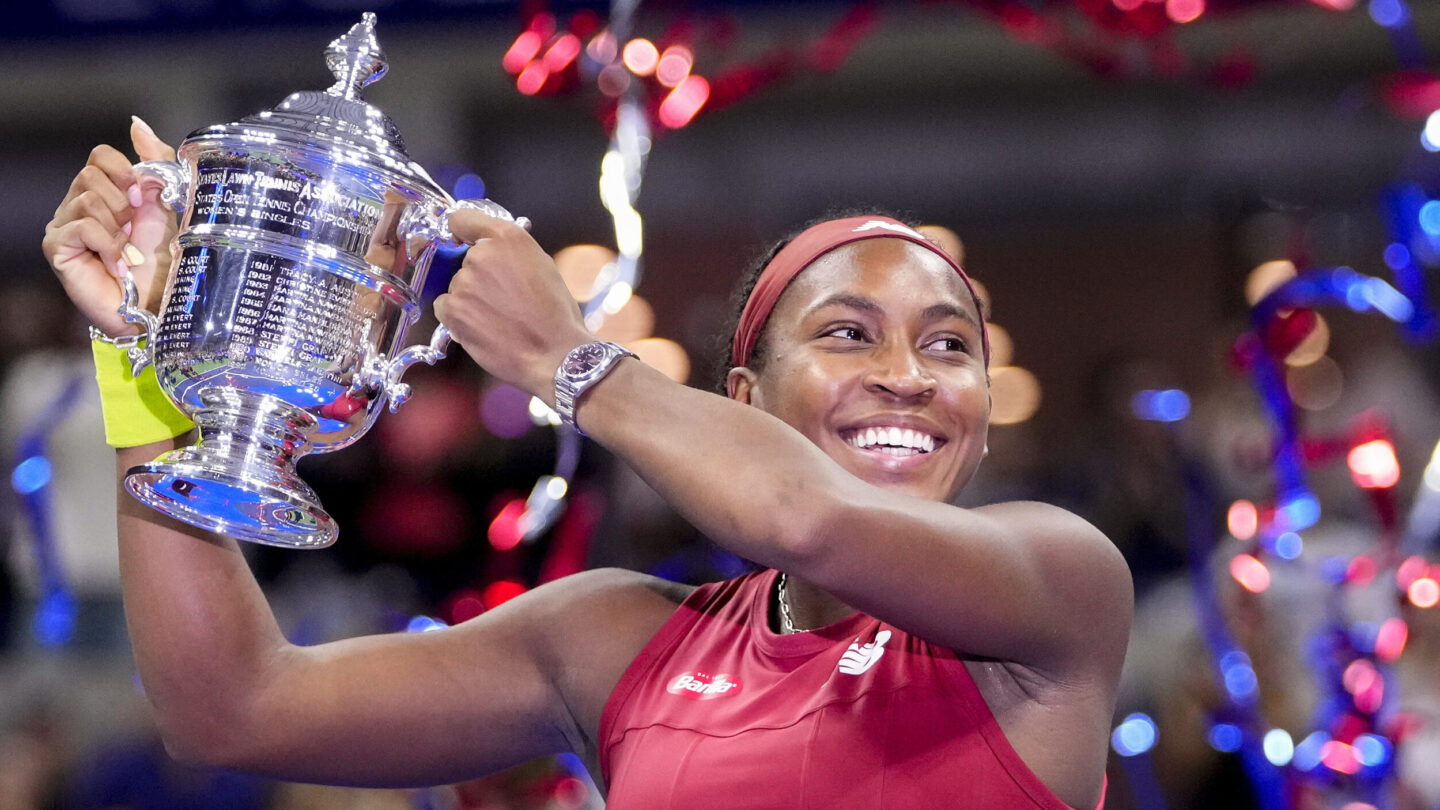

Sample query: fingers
[44,216,130,280]
[432,292,453,331]
[447,208,531,246]
[52,180,129,236]
[130,116,177,163]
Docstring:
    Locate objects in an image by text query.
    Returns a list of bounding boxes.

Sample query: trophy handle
[398,197,532,246]
[354,324,452,413]
[363,198,531,412]
[132,159,192,212]
[116,271,161,376]
[114,160,188,375]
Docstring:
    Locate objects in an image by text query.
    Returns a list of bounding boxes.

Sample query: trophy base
[124,390,338,548]
[127,459,337,548]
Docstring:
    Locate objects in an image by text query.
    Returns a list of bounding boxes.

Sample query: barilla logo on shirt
[666,671,743,700]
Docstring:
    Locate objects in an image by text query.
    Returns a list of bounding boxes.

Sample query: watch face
[563,343,607,377]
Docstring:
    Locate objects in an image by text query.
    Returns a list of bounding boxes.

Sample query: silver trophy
[116,13,523,548]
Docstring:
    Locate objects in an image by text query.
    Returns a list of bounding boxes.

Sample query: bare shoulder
[519,568,696,750]
[972,501,1133,670]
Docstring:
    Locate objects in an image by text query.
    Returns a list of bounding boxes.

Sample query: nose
[863,344,935,400]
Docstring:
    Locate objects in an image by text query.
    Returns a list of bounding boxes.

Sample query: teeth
[845,426,939,453]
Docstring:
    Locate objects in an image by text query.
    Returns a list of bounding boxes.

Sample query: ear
[727,367,760,406]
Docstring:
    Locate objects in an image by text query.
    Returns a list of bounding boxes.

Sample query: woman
[42,119,1132,808]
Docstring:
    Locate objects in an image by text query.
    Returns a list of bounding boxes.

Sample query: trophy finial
[325,12,388,100]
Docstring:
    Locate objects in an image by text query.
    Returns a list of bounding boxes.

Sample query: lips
[841,425,943,456]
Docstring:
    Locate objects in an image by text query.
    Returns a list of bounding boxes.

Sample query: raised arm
[44,124,681,788]
[111,460,675,786]
[436,212,1132,681]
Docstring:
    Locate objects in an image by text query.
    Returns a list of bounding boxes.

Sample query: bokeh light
[1273,531,1303,560]
[598,63,631,96]
[1348,439,1400,489]
[406,615,448,633]
[1220,650,1258,700]
[1408,577,1440,608]
[1375,617,1408,662]
[1287,356,1344,411]
[629,337,691,384]
[1424,110,1440,152]
[1228,500,1258,541]
[1166,0,1205,22]
[517,62,549,96]
[11,455,51,495]
[984,323,1013,367]
[1277,493,1321,531]
[916,224,965,264]
[1352,734,1391,768]
[1284,314,1329,366]
[488,498,527,551]
[554,244,618,301]
[1427,439,1440,492]
[1111,713,1158,756]
[446,590,486,624]
[503,30,544,75]
[1347,554,1377,586]
[1132,389,1190,422]
[658,75,711,129]
[1263,728,1295,766]
[543,33,581,74]
[1321,740,1361,775]
[1293,731,1328,772]
[989,366,1042,425]
[1384,242,1412,270]
[622,38,659,75]
[1230,553,1271,593]
[1369,0,1410,29]
[1208,723,1243,752]
[482,580,529,609]
[1420,201,1440,237]
[585,29,618,65]
[594,294,656,344]
[656,45,694,88]
[481,383,536,439]
[1246,260,1297,305]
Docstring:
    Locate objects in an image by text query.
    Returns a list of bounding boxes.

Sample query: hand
[433,210,593,401]
[42,116,178,337]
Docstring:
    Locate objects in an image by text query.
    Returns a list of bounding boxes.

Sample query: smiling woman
[45,125,1130,810]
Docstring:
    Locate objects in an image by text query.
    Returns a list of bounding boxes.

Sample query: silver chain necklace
[777,572,803,634]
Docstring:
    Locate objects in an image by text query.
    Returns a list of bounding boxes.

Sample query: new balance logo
[851,220,923,239]
[667,671,743,700]
[838,630,892,675]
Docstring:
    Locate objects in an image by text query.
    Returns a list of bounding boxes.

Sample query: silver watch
[553,341,636,435]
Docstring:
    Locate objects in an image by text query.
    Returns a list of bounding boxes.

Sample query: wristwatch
[553,341,637,435]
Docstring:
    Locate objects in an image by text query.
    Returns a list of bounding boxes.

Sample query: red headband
[731,216,990,368]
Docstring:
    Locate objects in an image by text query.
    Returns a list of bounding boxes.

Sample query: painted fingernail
[131,115,157,139]
[127,184,143,208]
[122,221,133,237]
[123,243,145,267]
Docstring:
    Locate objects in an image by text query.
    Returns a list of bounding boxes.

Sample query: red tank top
[599,569,1103,809]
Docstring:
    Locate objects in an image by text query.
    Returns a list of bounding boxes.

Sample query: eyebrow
[808,294,980,328]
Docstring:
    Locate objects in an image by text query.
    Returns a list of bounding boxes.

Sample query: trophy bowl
[117,13,524,548]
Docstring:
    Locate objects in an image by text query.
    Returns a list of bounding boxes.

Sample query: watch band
[553,341,636,435]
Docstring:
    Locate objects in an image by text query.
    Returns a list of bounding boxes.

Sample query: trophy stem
[125,390,338,548]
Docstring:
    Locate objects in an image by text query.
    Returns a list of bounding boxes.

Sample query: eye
[822,325,867,342]
[925,335,970,354]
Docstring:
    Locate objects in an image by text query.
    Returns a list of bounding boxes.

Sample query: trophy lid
[196,13,439,191]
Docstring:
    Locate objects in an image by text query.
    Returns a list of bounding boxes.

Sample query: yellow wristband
[91,338,194,448]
